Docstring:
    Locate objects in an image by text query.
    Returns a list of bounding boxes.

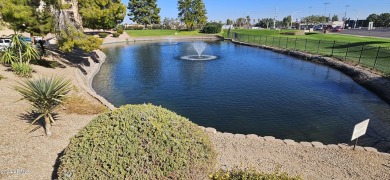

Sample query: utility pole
[354,10,359,29]
[273,6,277,29]
[344,5,349,29]
[323,2,330,28]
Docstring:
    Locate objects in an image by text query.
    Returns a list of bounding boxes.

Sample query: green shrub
[202,22,223,34]
[11,62,32,77]
[60,4,72,9]
[117,26,124,34]
[0,75,4,80]
[112,32,120,38]
[98,32,109,38]
[58,104,216,179]
[125,26,144,30]
[151,24,162,29]
[210,169,302,180]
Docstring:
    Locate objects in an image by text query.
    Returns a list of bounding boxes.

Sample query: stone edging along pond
[74,36,390,156]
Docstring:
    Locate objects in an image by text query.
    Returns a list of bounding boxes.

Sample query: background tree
[246,15,251,28]
[128,0,160,29]
[178,0,207,30]
[0,0,56,35]
[332,15,339,21]
[255,18,273,28]
[78,0,126,30]
[282,15,291,27]
[378,13,390,27]
[226,19,232,25]
[367,13,379,27]
[235,17,246,28]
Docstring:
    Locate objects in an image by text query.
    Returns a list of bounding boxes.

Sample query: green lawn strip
[229,30,390,74]
[125,29,223,37]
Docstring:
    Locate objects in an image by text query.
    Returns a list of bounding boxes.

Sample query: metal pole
[345,42,350,60]
[317,40,321,54]
[353,138,358,150]
[358,43,365,63]
[265,36,268,45]
[331,40,336,55]
[278,36,281,47]
[286,37,289,49]
[373,46,381,68]
[272,37,275,46]
[294,37,298,50]
[305,39,308,51]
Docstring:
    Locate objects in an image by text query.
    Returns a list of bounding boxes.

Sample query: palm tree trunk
[44,115,52,136]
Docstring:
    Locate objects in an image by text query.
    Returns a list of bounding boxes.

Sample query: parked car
[0,38,11,51]
[331,26,342,32]
[314,25,323,31]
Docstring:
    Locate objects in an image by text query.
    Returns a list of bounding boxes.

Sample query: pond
[93,40,390,152]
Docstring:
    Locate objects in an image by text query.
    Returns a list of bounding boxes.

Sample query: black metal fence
[228,32,390,75]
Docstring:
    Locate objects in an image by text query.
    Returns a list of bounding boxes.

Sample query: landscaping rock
[234,134,246,139]
[327,144,340,150]
[264,136,275,142]
[364,147,378,153]
[353,146,365,151]
[338,143,353,150]
[246,134,259,139]
[283,139,297,146]
[311,141,326,148]
[300,141,313,147]
[271,139,284,144]
[221,132,234,138]
[205,127,217,134]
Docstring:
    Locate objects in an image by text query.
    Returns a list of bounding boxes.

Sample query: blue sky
[121,0,390,23]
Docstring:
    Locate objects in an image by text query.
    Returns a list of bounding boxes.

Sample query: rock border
[73,50,116,110]
[200,126,390,156]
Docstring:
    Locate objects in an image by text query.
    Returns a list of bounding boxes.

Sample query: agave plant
[14,76,71,136]
[0,47,17,64]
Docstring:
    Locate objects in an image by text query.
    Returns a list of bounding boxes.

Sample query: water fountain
[180,42,217,61]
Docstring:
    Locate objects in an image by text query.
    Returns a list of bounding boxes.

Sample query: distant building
[222,25,233,29]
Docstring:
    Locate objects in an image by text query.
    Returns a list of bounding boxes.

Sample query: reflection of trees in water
[180,61,206,86]
[135,44,162,86]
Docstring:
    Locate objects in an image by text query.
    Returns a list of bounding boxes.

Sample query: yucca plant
[11,62,32,77]
[0,47,17,64]
[22,43,39,64]
[14,76,71,136]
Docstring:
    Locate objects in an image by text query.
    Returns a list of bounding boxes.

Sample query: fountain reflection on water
[181,41,217,61]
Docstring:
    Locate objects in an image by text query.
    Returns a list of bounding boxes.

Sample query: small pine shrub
[117,26,124,34]
[58,104,216,179]
[202,22,223,34]
[98,32,109,38]
[210,169,303,180]
[112,32,120,38]
[11,62,32,77]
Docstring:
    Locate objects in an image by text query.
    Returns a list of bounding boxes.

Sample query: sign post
[351,119,370,150]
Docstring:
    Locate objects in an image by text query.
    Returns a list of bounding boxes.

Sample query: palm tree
[14,77,71,136]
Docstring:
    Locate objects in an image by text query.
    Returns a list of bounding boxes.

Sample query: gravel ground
[209,132,390,180]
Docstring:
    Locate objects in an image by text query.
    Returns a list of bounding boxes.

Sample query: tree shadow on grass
[332,41,390,49]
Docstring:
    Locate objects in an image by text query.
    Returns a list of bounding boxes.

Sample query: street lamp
[323,2,330,16]
[343,5,350,29]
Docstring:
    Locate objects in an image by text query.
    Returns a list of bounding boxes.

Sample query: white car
[0,38,11,51]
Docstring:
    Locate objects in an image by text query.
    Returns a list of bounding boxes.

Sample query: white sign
[351,119,369,141]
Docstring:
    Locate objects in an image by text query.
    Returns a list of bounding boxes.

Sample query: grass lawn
[225,29,390,75]
[224,29,390,47]
[125,29,222,37]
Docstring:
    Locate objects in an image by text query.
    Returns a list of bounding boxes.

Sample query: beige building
[61,0,83,27]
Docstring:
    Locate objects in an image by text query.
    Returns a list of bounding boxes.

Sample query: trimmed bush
[112,33,120,38]
[125,26,144,30]
[117,26,124,34]
[210,169,303,180]
[98,32,109,38]
[58,104,216,179]
[202,22,223,34]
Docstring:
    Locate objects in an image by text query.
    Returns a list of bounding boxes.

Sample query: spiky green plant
[0,47,17,64]
[14,76,71,136]
[11,62,32,77]
[22,43,39,64]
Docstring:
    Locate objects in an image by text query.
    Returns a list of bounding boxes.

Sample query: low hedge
[202,22,222,34]
[58,104,216,179]
[98,32,109,38]
[112,32,120,37]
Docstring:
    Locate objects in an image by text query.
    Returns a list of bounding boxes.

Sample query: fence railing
[227,32,390,75]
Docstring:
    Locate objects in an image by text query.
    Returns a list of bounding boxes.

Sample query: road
[338,29,390,38]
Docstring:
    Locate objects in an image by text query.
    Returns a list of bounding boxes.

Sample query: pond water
[93,40,390,152]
